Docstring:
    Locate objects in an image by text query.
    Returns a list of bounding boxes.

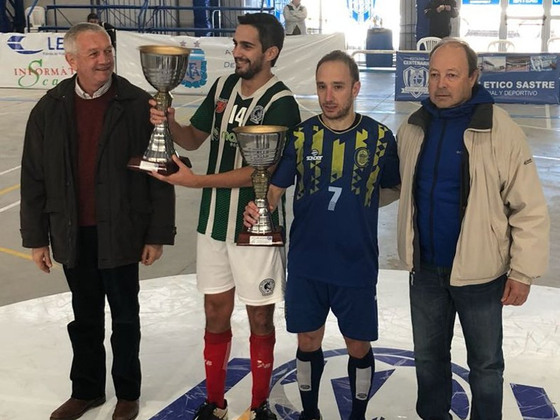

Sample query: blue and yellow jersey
[272,114,400,287]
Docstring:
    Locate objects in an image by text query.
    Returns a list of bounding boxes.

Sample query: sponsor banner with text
[116,31,345,96]
[0,31,345,96]
[0,33,73,89]
[395,51,560,104]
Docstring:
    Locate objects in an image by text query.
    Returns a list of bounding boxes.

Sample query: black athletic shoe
[250,401,277,420]
[193,400,228,420]
[298,410,322,420]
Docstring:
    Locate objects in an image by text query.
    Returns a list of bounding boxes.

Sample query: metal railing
[25,0,276,35]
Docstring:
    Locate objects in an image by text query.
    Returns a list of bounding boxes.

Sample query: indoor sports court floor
[0,69,558,419]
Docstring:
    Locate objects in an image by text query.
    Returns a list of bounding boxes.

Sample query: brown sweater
[74,86,115,226]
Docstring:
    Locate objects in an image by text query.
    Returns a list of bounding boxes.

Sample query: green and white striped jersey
[190,73,301,242]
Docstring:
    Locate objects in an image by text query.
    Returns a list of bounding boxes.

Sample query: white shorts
[196,233,286,306]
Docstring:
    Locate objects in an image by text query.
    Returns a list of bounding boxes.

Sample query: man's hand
[243,201,260,229]
[141,244,163,266]
[437,4,445,12]
[31,247,52,273]
[150,155,200,187]
[149,98,176,126]
[501,278,530,306]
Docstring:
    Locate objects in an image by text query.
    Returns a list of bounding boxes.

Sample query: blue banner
[508,0,542,4]
[395,52,430,101]
[478,53,559,103]
[395,51,560,104]
[462,0,500,4]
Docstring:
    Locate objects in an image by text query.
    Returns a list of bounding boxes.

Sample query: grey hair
[430,37,479,80]
[64,22,110,55]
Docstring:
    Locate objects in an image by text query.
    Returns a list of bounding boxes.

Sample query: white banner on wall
[0,32,72,89]
[0,31,345,96]
[116,31,346,96]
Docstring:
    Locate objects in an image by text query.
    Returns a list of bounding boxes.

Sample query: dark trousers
[63,227,141,401]
[410,269,506,420]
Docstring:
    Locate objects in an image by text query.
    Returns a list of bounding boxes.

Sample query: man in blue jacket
[397,38,549,420]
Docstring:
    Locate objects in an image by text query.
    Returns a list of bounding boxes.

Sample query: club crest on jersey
[215,99,228,114]
[306,149,323,162]
[249,105,264,124]
[354,147,371,168]
[259,278,275,296]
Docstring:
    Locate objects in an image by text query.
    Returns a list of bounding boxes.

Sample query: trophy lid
[138,45,191,56]
[232,125,288,135]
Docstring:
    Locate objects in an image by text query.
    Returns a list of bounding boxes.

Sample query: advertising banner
[0,31,345,96]
[508,0,542,4]
[461,0,500,4]
[479,53,559,103]
[395,51,560,104]
[394,51,430,101]
[0,32,73,89]
[116,31,345,96]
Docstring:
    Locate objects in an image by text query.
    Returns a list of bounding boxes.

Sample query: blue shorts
[285,275,379,341]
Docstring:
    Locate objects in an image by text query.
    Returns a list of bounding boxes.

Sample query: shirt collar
[74,77,112,99]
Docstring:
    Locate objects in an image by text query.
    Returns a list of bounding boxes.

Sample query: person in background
[396,38,549,420]
[149,12,301,420]
[244,50,400,420]
[424,0,458,38]
[20,22,176,420]
[283,0,307,35]
[87,12,116,48]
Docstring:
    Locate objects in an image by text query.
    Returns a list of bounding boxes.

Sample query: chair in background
[487,40,515,52]
[416,37,442,52]
[547,37,560,52]
[24,6,45,33]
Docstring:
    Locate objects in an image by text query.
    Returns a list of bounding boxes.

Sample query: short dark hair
[237,12,284,66]
[87,12,99,21]
[316,50,360,84]
[430,38,479,80]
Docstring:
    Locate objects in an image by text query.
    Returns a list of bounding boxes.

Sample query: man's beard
[235,58,263,80]
[321,100,353,121]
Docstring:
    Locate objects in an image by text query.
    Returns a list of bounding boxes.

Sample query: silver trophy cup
[233,125,288,246]
[128,45,192,175]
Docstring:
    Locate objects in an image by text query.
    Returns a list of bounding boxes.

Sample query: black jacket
[20,74,176,268]
[425,0,458,38]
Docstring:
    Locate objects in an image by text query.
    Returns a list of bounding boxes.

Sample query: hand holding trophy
[234,125,288,246]
[128,45,192,175]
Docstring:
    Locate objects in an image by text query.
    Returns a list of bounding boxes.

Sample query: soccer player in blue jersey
[244,50,400,420]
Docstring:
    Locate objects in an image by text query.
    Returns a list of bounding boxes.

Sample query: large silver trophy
[234,125,288,246]
[128,45,192,175]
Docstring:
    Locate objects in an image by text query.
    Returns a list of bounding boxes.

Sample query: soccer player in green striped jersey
[150,13,301,420]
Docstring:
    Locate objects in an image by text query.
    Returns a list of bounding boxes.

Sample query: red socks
[250,331,276,409]
[203,329,232,408]
[203,329,276,410]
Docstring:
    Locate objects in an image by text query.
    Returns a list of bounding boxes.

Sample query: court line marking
[0,246,31,261]
[534,155,560,161]
[0,166,20,176]
[0,200,19,213]
[0,184,20,196]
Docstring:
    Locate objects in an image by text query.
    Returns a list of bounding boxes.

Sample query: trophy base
[127,156,192,175]
[236,228,284,246]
